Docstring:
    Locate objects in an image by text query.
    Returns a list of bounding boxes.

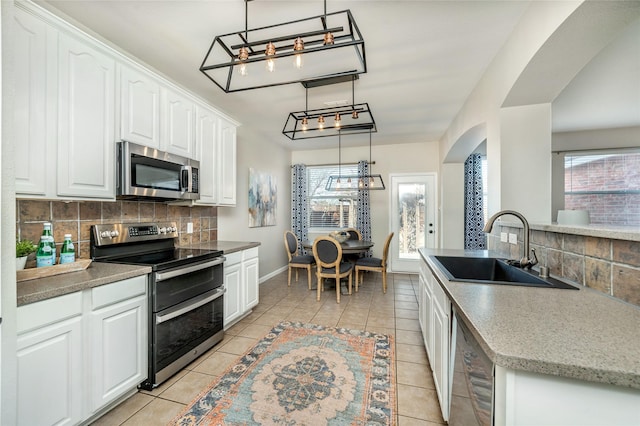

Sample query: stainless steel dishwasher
[449,311,494,426]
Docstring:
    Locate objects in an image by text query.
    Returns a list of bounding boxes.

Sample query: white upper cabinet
[119,64,161,148]
[195,105,219,204]
[56,32,115,199]
[13,7,51,196]
[161,88,195,158]
[14,3,116,201]
[13,1,237,203]
[218,118,237,206]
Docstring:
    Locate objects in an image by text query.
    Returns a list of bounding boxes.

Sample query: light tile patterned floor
[91,271,445,425]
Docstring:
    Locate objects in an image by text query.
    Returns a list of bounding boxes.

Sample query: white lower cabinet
[17,292,84,426]
[89,276,147,415]
[419,260,451,422]
[224,247,259,327]
[494,365,640,425]
[16,276,148,425]
[223,252,243,326]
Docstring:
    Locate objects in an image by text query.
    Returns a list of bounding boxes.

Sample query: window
[307,164,359,230]
[564,151,640,225]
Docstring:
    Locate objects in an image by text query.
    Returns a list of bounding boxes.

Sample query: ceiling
[34,0,534,149]
[33,1,638,151]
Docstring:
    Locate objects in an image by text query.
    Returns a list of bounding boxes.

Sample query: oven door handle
[155,257,225,282]
[156,287,225,325]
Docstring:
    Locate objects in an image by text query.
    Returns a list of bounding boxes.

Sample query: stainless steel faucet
[483,210,538,269]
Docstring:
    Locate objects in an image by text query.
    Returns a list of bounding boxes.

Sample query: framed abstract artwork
[248,168,277,227]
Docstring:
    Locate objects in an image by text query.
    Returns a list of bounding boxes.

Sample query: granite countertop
[420,248,640,390]
[17,262,151,306]
[17,241,259,307]
[180,240,261,254]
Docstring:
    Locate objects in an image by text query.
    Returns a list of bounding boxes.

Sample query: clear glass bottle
[60,234,75,264]
[36,235,54,267]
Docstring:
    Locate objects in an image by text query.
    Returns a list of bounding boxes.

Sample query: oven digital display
[129,225,158,237]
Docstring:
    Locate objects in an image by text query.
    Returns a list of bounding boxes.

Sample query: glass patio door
[389,174,436,273]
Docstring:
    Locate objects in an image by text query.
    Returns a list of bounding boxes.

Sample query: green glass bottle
[42,222,56,265]
[36,236,53,267]
[60,234,75,264]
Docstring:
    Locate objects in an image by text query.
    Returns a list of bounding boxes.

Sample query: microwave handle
[180,166,192,193]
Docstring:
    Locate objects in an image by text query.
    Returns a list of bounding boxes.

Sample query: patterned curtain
[464,153,486,249]
[291,164,309,253]
[357,160,372,257]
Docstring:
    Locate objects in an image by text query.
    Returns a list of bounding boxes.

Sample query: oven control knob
[110,230,119,238]
[169,226,177,233]
[159,227,167,234]
[100,231,110,238]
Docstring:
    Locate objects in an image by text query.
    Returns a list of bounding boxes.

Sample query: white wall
[499,103,552,223]
[440,1,582,225]
[438,1,640,238]
[291,141,438,258]
[440,163,464,249]
[217,126,291,280]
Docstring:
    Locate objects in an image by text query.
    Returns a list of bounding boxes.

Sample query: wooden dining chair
[284,231,315,289]
[312,236,353,303]
[355,232,394,293]
[344,228,362,240]
[342,228,363,263]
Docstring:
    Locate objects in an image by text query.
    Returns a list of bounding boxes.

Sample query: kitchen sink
[431,256,578,289]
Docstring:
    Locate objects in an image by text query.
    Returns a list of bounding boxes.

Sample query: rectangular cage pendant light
[326,174,386,190]
[200,6,366,93]
[283,102,376,140]
[325,130,385,191]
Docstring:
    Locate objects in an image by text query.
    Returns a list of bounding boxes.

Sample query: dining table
[302,238,374,254]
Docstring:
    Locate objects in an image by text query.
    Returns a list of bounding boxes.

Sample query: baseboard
[259,265,288,283]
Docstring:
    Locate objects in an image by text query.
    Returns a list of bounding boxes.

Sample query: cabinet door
[90,294,147,412]
[243,257,260,310]
[218,119,237,206]
[195,105,219,204]
[424,273,435,360]
[57,32,115,199]
[162,88,194,157]
[432,297,450,421]
[13,7,51,197]
[120,65,161,148]
[224,262,242,327]
[17,316,83,426]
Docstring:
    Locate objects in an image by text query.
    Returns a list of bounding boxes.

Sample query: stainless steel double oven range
[91,222,225,390]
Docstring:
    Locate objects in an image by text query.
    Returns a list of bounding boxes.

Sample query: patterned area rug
[170,321,396,425]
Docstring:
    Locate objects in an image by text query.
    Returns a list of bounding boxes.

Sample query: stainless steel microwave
[116,141,200,200]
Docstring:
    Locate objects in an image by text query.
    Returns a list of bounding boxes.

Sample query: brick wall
[16,200,218,262]
[487,226,640,308]
[565,154,640,226]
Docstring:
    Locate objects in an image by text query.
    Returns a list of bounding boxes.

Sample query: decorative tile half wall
[487,226,640,308]
[16,200,218,260]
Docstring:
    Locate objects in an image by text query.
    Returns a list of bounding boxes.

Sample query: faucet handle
[526,248,539,269]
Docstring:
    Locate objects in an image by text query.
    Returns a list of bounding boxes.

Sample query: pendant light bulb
[301,117,308,132]
[323,32,334,45]
[293,37,304,69]
[238,47,249,76]
[334,112,341,128]
[358,178,364,189]
[318,115,325,130]
[265,42,276,72]
[352,110,359,119]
